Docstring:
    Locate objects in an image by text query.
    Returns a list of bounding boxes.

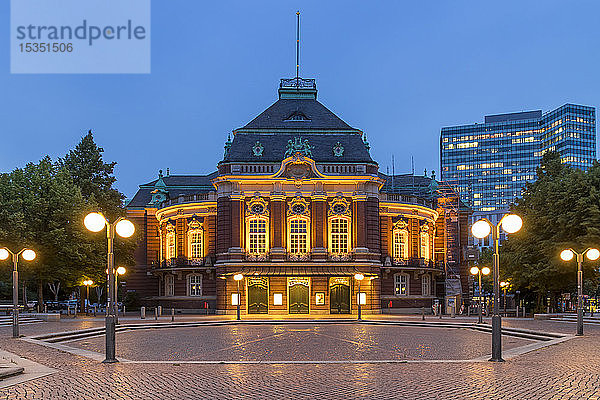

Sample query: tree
[501,151,600,311]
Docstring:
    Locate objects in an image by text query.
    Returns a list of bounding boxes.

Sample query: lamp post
[560,247,600,336]
[0,248,36,338]
[83,280,94,314]
[115,267,126,318]
[471,213,522,362]
[233,274,243,320]
[84,212,135,363]
[500,281,509,315]
[354,273,364,321]
[470,266,490,324]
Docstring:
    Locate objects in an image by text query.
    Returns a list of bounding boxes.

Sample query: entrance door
[330,277,350,314]
[247,277,268,314]
[288,278,309,314]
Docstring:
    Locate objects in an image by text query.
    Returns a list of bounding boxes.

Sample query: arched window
[422,274,431,296]
[420,231,430,261]
[165,274,174,296]
[188,274,202,296]
[247,217,268,255]
[393,229,409,261]
[187,221,203,259]
[394,273,409,296]
[329,217,350,254]
[166,227,176,260]
[288,217,309,254]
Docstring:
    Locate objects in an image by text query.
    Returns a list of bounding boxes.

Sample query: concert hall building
[126,77,470,316]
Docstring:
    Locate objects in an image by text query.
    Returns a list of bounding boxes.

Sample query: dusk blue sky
[1,1,599,199]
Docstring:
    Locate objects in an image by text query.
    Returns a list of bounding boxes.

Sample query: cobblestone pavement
[0,317,599,399]
[68,324,532,361]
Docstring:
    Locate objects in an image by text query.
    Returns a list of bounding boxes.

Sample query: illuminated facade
[441,104,596,247]
[126,78,470,315]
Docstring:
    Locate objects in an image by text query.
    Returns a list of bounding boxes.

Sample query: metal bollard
[140,306,146,319]
[93,306,97,317]
[171,308,175,322]
[44,304,47,314]
[516,306,519,318]
[157,306,162,317]
[439,304,442,319]
[451,305,455,318]
[421,307,425,321]
[123,305,126,316]
[154,307,158,320]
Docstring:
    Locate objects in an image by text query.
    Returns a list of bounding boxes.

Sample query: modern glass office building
[440,104,596,247]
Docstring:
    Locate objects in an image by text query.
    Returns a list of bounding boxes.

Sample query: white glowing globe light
[471,220,491,239]
[470,266,479,275]
[481,266,491,275]
[116,266,127,275]
[233,274,244,281]
[115,219,135,238]
[501,214,523,234]
[22,249,36,261]
[560,249,574,261]
[0,248,9,260]
[354,273,364,281]
[84,213,106,232]
[586,248,600,261]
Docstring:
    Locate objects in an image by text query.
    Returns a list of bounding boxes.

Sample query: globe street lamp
[233,274,243,320]
[83,280,94,314]
[560,248,600,336]
[470,266,490,324]
[0,247,36,338]
[84,212,134,363]
[471,213,522,362]
[354,273,365,321]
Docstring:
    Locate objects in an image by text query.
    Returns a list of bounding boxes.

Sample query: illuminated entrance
[288,277,309,314]
[247,277,268,314]
[329,277,350,314]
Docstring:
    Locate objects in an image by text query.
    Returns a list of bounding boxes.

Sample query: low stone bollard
[154,307,158,320]
[171,308,175,322]
[451,306,455,318]
[421,307,425,321]
[157,306,162,317]
[93,306,97,317]
[140,306,146,319]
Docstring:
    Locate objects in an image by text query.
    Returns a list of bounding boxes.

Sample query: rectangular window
[422,274,431,296]
[189,275,202,296]
[394,274,408,296]
[330,218,349,254]
[420,233,430,261]
[165,275,174,297]
[289,219,308,254]
[249,219,267,254]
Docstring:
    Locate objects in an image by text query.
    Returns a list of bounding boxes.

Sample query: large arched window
[166,226,176,260]
[187,220,204,259]
[420,231,430,261]
[247,217,268,255]
[392,221,409,261]
[288,217,310,254]
[329,217,350,254]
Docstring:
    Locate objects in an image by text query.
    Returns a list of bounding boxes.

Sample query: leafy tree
[501,151,600,311]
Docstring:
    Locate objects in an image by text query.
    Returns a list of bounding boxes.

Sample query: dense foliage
[0,131,135,305]
[501,151,600,309]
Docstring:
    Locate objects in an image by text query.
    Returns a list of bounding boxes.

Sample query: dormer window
[284,111,311,122]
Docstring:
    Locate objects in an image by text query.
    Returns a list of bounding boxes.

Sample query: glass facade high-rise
[440,103,596,247]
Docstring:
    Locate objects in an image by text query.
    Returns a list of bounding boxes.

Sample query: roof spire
[296,11,300,80]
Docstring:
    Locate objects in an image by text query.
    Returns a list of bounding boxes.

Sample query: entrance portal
[288,277,309,314]
[247,277,268,314]
[329,277,350,314]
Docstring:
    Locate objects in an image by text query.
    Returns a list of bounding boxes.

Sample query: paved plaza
[0,316,599,399]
